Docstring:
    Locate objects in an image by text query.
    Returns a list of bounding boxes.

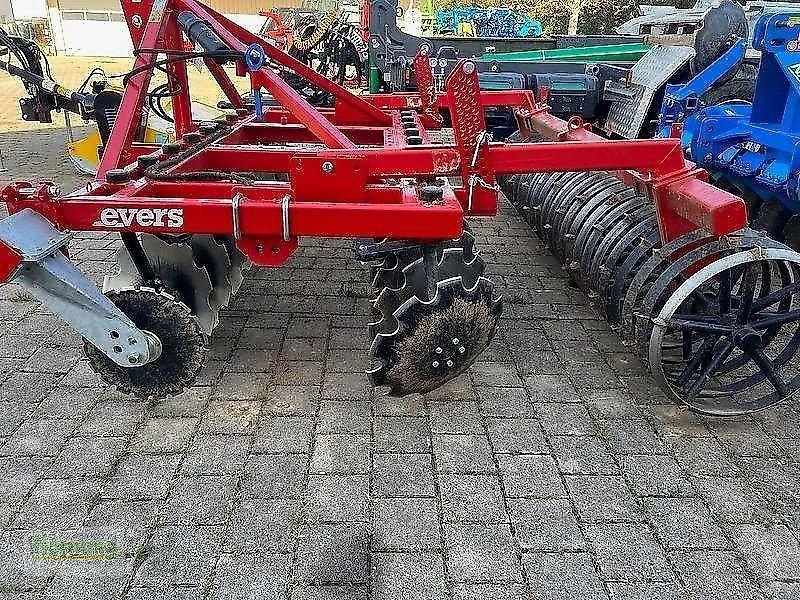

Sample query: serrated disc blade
[191,235,233,312]
[140,234,218,335]
[104,243,143,293]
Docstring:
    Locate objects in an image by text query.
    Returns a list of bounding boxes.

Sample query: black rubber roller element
[106,169,130,184]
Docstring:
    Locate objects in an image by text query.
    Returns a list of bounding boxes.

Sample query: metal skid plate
[604,45,694,139]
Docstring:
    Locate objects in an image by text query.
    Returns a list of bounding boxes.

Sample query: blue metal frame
[673,13,800,212]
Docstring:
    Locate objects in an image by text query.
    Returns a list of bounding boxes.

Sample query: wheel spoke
[752,309,800,330]
[682,330,692,361]
[719,268,732,314]
[750,280,800,313]
[674,333,721,387]
[737,265,759,323]
[667,318,733,335]
[684,340,735,403]
[743,344,791,399]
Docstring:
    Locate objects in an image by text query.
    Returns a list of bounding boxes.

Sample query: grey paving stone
[606,582,687,600]
[318,401,371,434]
[34,387,100,420]
[432,434,494,474]
[161,475,237,526]
[0,401,35,437]
[597,419,664,455]
[476,387,535,418]
[199,400,262,434]
[209,553,289,600]
[130,417,198,453]
[290,585,369,600]
[727,523,800,581]
[374,417,429,453]
[444,523,523,583]
[79,401,143,436]
[486,418,546,453]
[770,582,800,600]
[321,373,371,400]
[584,390,641,420]
[310,434,371,474]
[549,436,618,475]
[620,455,693,497]
[710,422,785,458]
[240,453,308,498]
[428,401,483,434]
[84,499,158,555]
[585,523,674,582]
[670,550,764,599]
[438,474,507,523]
[668,438,741,477]
[261,385,318,417]
[253,416,314,453]
[102,454,182,500]
[0,531,60,588]
[306,474,369,522]
[0,372,61,403]
[451,583,530,600]
[372,453,435,497]
[691,476,777,524]
[181,434,250,476]
[2,418,76,456]
[564,475,643,522]
[373,396,425,417]
[224,498,299,552]
[371,552,446,600]
[132,525,223,586]
[14,478,101,529]
[42,558,129,600]
[295,523,370,583]
[646,405,709,438]
[498,454,566,498]
[48,436,126,478]
[644,497,728,550]
[373,498,441,550]
[422,374,475,401]
[509,498,585,551]
[536,403,595,436]
[522,552,607,600]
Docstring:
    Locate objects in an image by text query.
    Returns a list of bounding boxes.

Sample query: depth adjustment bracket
[0,209,161,368]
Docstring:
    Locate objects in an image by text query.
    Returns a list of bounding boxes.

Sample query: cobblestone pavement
[2,128,800,600]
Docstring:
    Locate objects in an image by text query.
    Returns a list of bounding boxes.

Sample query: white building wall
[56,10,268,57]
[10,0,48,20]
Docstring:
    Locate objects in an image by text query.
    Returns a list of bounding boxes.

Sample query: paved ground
[2,121,800,599]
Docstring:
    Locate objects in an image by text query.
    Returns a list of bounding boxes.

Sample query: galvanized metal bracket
[0,209,159,368]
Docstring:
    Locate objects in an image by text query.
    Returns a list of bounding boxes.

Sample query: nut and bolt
[321,161,334,174]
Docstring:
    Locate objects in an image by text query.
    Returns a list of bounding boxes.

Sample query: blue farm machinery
[663,13,800,251]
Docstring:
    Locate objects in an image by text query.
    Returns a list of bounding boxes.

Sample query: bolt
[462,61,476,75]
[432,361,440,368]
[446,360,454,367]
[128,353,142,364]
[321,161,334,174]
[435,347,443,354]
[459,346,466,354]
[452,338,459,345]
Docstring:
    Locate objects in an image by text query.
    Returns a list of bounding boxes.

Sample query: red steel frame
[0,0,748,270]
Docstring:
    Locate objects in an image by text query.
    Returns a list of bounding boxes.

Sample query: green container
[481,42,650,63]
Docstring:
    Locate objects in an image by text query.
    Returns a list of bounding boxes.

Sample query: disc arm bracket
[0,209,159,368]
